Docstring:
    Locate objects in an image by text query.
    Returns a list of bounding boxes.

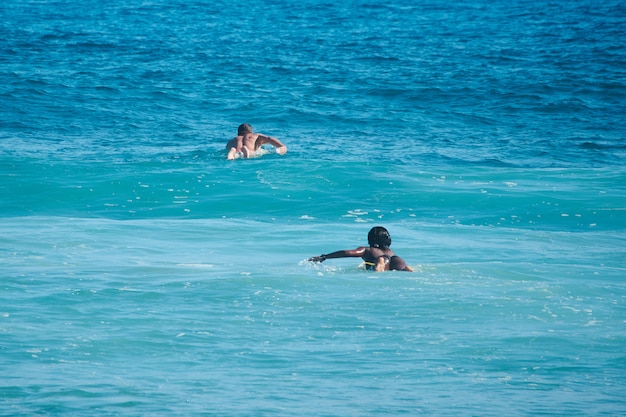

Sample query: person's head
[238,123,253,135]
[368,226,391,250]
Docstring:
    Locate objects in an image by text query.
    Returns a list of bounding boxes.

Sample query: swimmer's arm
[257,134,287,154]
[309,247,366,263]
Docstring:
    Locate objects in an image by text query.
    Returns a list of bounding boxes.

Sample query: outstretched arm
[308,247,366,263]
[257,135,287,155]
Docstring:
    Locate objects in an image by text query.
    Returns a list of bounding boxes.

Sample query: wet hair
[368,226,391,250]
[238,123,253,135]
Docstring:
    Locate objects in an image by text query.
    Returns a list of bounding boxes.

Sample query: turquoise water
[2,0,625,415]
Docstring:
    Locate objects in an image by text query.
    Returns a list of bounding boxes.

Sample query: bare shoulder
[354,246,369,255]
[363,247,379,257]
[226,136,239,149]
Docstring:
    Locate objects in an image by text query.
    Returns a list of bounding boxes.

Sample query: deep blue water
[1,0,625,416]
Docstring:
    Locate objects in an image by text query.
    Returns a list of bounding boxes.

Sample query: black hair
[368,226,391,250]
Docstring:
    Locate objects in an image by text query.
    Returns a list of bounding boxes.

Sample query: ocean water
[1,0,625,415]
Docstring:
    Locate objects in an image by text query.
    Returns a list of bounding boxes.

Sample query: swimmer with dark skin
[309,226,414,272]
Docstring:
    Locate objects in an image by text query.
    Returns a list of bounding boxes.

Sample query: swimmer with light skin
[226,123,287,160]
[309,226,414,272]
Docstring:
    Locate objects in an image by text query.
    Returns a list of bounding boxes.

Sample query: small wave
[176,263,215,268]
[579,141,626,150]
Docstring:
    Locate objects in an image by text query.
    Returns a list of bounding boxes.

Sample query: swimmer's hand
[308,254,326,263]
[275,146,287,155]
